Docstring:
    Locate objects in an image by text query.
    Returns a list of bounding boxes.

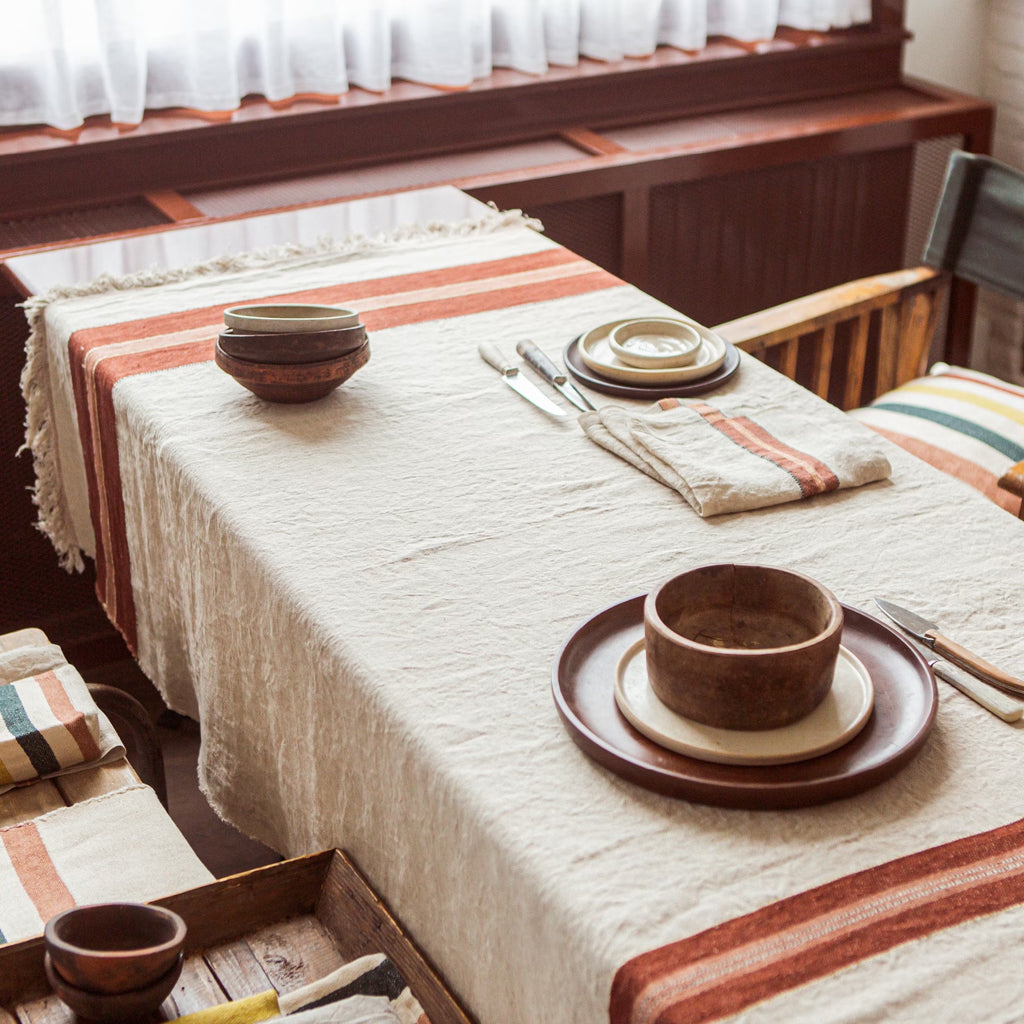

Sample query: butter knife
[902,632,1023,722]
[479,343,566,418]
[515,340,595,412]
[874,598,1024,698]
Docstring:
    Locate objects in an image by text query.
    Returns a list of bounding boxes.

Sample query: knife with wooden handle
[515,340,595,411]
[903,635,1024,722]
[874,598,1024,698]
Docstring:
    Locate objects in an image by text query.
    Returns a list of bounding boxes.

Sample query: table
[18,188,1024,1024]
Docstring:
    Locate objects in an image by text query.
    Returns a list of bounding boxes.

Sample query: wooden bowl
[223,303,360,333]
[218,323,367,364]
[45,951,182,1021]
[643,564,843,731]
[215,339,369,403]
[44,902,187,995]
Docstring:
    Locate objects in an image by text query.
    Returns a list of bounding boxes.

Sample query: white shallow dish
[609,318,703,368]
[579,318,728,384]
[224,304,361,334]
[614,640,874,766]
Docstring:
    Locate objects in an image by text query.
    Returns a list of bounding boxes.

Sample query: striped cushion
[851,364,1024,514]
[0,668,102,786]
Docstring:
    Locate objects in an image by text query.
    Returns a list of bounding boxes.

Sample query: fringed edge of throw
[18,205,541,570]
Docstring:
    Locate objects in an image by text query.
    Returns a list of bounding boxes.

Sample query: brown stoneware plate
[563,336,740,399]
[552,595,936,809]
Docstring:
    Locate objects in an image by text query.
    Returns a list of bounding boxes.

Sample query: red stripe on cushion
[2,821,76,924]
[35,670,102,763]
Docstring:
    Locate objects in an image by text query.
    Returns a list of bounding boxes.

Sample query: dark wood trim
[0,25,908,220]
[142,191,205,223]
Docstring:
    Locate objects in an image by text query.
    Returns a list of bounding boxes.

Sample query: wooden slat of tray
[0,850,473,1024]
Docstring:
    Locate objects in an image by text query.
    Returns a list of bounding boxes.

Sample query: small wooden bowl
[223,303,360,333]
[45,951,182,1021]
[215,339,369,403]
[643,564,843,731]
[44,902,187,995]
[218,323,367,364]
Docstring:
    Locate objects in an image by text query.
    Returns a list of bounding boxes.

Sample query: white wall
[904,0,1024,381]
[904,0,989,94]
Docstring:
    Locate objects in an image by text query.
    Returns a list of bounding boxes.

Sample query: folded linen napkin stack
[580,391,892,516]
[0,662,125,793]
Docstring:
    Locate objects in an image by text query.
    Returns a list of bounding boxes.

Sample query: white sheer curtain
[0,0,871,131]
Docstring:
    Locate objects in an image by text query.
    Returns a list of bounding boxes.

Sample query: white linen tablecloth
[22,208,1024,1024]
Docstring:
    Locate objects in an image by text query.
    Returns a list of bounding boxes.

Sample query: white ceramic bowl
[609,318,703,368]
[224,304,360,334]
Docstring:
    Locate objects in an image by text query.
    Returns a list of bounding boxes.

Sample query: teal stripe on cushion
[871,402,1024,462]
[0,686,61,777]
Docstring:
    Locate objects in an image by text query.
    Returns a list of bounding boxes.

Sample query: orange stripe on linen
[1,822,75,924]
[691,402,840,497]
[35,670,102,763]
[611,817,1024,1024]
[67,248,620,651]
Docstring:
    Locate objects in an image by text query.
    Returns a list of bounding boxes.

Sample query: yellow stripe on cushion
[897,382,1024,427]
[171,990,280,1024]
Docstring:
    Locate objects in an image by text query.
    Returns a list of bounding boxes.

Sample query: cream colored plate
[579,318,727,384]
[614,640,874,766]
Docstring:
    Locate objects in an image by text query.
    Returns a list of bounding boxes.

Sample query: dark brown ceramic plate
[563,336,740,399]
[552,596,937,809]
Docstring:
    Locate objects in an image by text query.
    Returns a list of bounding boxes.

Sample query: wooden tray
[0,850,473,1024]
[552,596,937,810]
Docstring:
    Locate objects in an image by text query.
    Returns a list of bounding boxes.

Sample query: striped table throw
[852,363,1024,514]
[611,815,1024,1024]
[580,390,891,516]
[0,665,124,792]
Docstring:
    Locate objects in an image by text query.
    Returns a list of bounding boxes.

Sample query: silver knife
[479,343,566,418]
[874,598,1024,698]
[900,630,1023,722]
[515,340,595,412]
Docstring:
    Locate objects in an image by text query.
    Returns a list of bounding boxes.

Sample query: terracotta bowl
[44,902,187,995]
[215,339,369,403]
[218,323,367,364]
[44,951,182,1022]
[643,564,843,731]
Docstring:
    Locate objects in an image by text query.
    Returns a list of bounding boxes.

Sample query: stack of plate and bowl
[563,316,740,399]
[215,304,369,403]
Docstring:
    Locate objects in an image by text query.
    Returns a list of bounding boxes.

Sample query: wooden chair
[713,266,949,410]
[715,150,1024,516]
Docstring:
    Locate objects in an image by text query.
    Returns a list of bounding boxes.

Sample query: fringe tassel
[18,207,542,571]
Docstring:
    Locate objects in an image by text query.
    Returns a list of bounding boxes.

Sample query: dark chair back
[923,150,1024,301]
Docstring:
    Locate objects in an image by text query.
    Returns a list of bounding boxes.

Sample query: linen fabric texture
[852,362,1024,514]
[23,213,1024,1024]
[581,392,891,515]
[0,783,211,944]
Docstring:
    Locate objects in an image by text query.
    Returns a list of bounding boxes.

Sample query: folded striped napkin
[0,665,125,793]
[580,392,891,516]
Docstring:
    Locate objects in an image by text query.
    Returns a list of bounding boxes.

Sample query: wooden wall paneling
[642,148,914,327]
[519,193,624,279]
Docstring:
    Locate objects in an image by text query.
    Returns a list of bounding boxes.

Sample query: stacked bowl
[216,303,369,403]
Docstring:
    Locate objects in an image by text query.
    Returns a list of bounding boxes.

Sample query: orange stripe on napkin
[2,822,76,923]
[692,402,840,497]
[611,817,1024,1024]
[36,671,102,763]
